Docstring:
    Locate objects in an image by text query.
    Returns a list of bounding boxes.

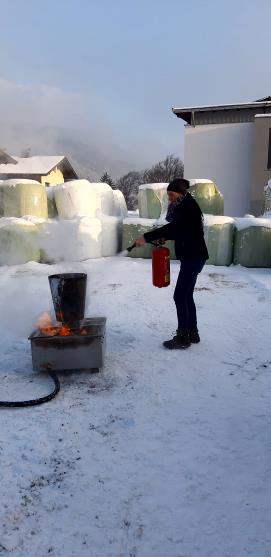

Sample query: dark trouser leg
[173,260,205,330]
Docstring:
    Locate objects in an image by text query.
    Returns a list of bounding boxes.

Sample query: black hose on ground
[0,370,60,408]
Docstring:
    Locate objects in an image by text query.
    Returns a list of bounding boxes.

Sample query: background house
[172,97,271,216]
[0,152,78,185]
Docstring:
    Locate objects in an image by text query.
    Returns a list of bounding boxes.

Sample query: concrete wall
[184,123,254,216]
[251,115,271,215]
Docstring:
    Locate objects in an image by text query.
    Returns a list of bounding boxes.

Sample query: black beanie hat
[167,178,190,194]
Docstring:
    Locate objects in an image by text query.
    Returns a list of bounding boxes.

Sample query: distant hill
[0,124,141,181]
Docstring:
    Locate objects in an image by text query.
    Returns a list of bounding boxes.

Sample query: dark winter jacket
[144,192,209,261]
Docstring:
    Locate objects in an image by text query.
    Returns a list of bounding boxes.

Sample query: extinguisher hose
[0,369,60,408]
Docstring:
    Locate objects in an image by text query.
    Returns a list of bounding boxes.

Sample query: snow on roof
[0,155,66,175]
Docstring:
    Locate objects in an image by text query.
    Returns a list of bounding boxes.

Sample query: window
[268,129,271,169]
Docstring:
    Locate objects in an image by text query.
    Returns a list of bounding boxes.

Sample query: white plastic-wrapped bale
[263,180,271,214]
[233,217,271,267]
[27,217,102,263]
[204,215,234,266]
[189,179,224,215]
[54,180,102,219]
[46,185,58,218]
[0,217,40,265]
[122,218,157,258]
[89,182,114,216]
[101,216,123,256]
[0,179,48,219]
[113,189,128,217]
[138,183,168,219]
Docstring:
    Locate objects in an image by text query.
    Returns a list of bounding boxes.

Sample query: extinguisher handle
[150,239,165,247]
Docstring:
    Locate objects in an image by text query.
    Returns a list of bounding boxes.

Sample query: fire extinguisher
[126,240,170,288]
[151,241,170,288]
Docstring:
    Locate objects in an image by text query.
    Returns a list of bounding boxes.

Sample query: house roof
[0,150,18,165]
[0,155,68,175]
[0,155,78,180]
[172,98,271,124]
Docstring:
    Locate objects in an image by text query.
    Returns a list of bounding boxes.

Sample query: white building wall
[184,122,254,216]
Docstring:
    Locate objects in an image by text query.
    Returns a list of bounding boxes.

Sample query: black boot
[163,329,191,350]
[189,327,200,343]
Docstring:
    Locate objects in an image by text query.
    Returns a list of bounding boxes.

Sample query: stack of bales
[0,180,47,265]
[122,179,235,266]
[0,178,128,265]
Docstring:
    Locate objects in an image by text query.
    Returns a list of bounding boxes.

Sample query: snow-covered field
[0,257,270,557]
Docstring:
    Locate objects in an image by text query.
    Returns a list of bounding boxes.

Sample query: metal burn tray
[29,317,106,372]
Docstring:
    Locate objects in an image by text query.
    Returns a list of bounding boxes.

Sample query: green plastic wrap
[0,218,40,265]
[0,180,48,219]
[122,218,176,259]
[204,216,234,266]
[233,222,271,268]
[189,180,224,215]
[138,184,168,219]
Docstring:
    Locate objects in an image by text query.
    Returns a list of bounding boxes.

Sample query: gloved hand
[135,235,146,247]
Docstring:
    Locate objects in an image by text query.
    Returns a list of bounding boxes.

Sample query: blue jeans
[173,260,206,330]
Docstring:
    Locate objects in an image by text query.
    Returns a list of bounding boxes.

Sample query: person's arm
[144,219,180,243]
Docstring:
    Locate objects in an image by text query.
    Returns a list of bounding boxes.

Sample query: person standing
[135,178,209,349]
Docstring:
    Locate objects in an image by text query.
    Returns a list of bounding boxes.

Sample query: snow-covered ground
[0,257,270,557]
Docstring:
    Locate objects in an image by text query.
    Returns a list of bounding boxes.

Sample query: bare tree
[143,154,184,184]
[117,171,143,210]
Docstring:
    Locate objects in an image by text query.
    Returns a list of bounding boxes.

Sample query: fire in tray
[36,312,88,337]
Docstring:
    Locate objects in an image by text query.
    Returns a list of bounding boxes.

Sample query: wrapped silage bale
[34,218,102,263]
[54,179,102,219]
[122,218,156,258]
[89,182,114,216]
[263,180,271,214]
[0,179,48,219]
[204,215,234,266]
[113,189,128,217]
[138,183,168,219]
[233,217,271,268]
[101,215,122,256]
[46,185,58,218]
[0,217,40,265]
[189,179,224,215]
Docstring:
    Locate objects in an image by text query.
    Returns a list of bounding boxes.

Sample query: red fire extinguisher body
[152,246,170,288]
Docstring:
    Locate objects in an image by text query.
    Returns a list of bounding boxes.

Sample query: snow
[0,259,270,556]
[138,183,168,191]
[189,178,213,185]
[123,217,155,226]
[0,179,41,186]
[234,216,271,230]
[0,156,65,175]
[204,215,234,225]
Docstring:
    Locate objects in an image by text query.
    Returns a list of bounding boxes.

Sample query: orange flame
[37,312,72,337]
